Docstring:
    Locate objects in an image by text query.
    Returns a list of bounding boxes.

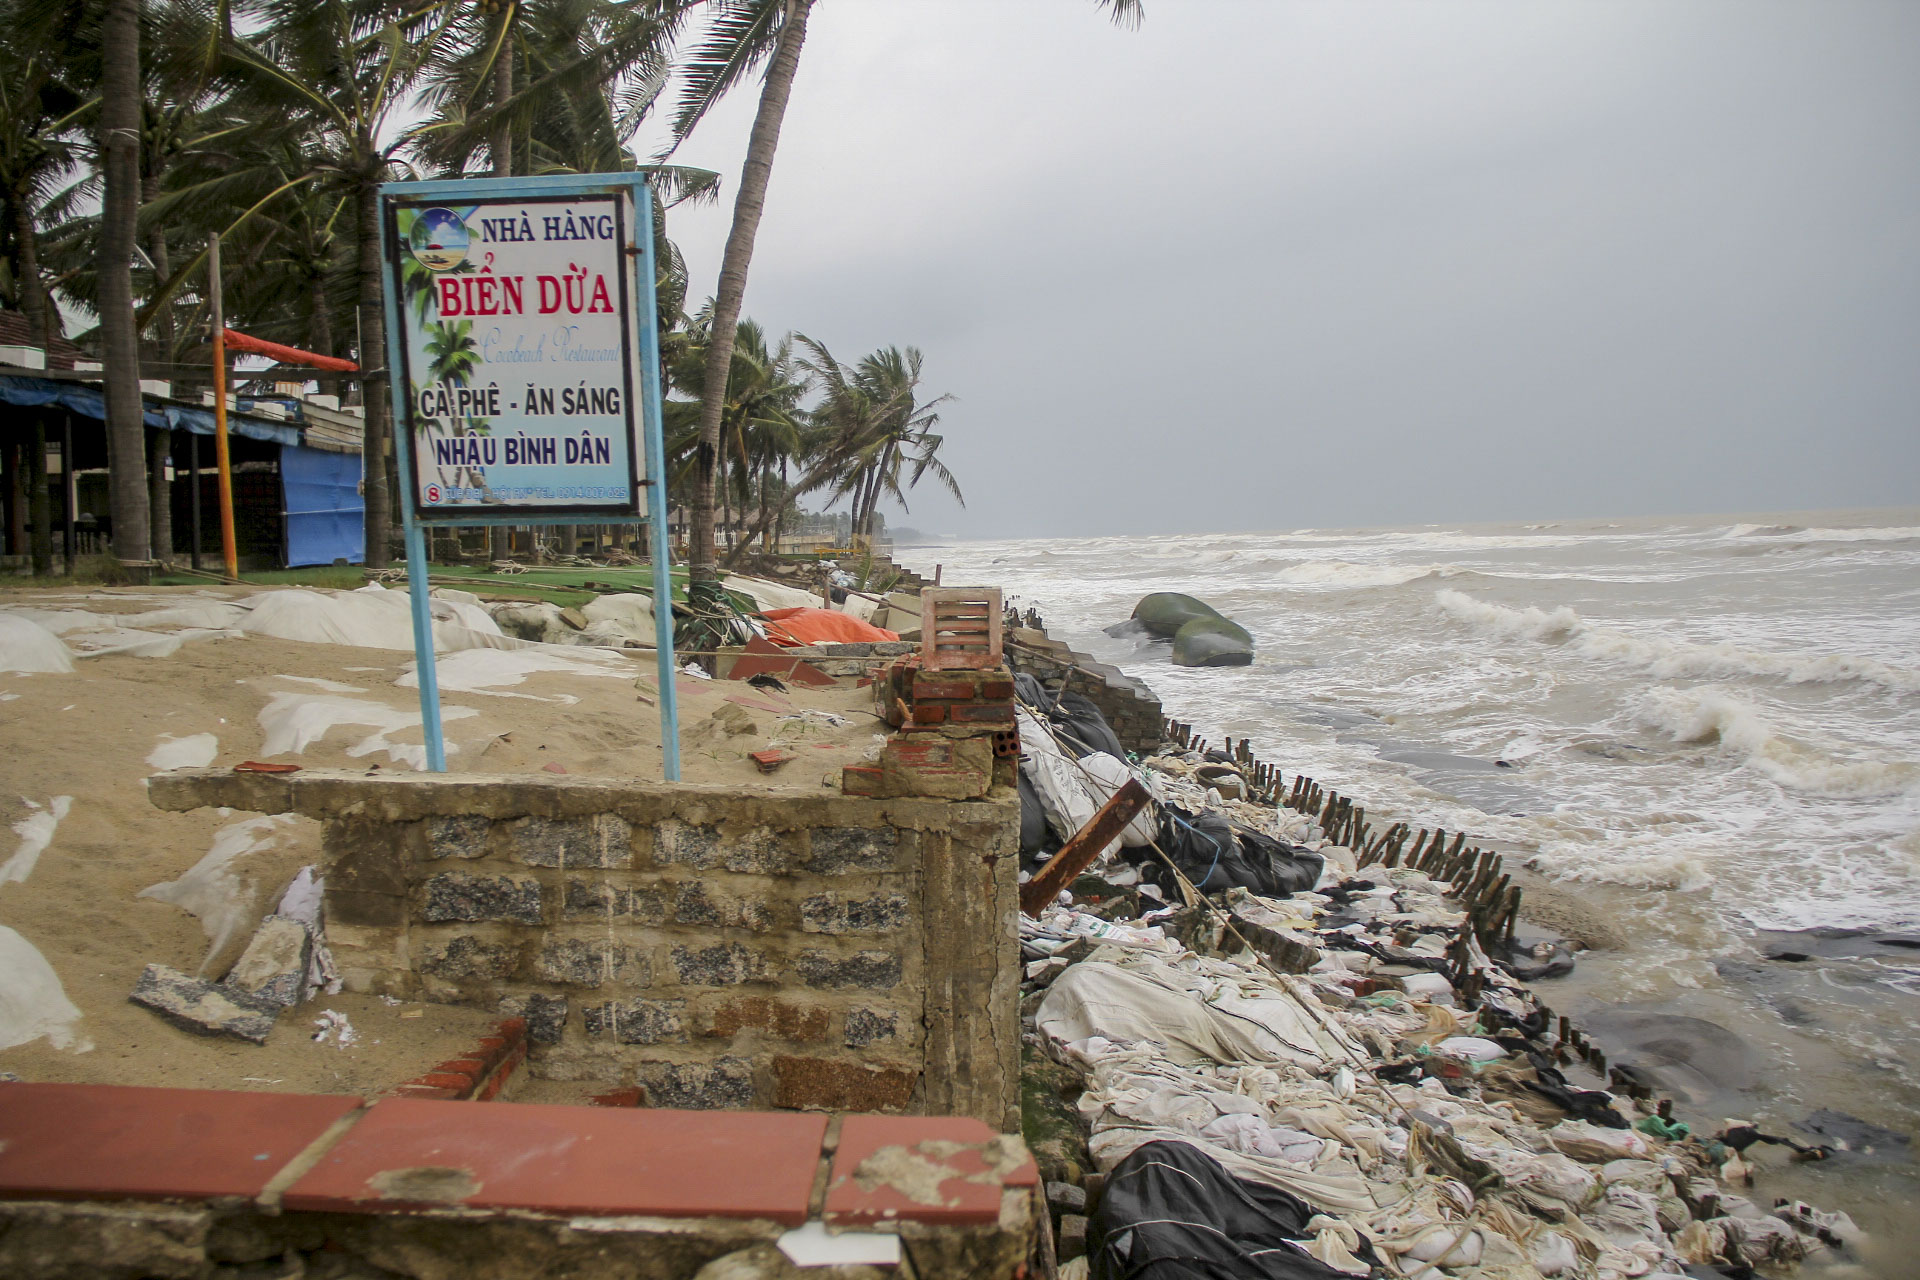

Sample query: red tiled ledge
[0,1082,1036,1232]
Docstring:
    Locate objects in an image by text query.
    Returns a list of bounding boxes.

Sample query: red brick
[825,1115,1038,1228]
[910,703,948,725]
[416,1073,475,1094]
[389,1083,463,1100]
[436,1059,486,1080]
[473,1044,527,1102]
[283,1099,828,1223]
[590,1087,646,1108]
[772,1057,915,1112]
[0,1084,363,1204]
[911,674,981,701]
[950,701,1015,724]
[981,677,1015,699]
[704,996,831,1042]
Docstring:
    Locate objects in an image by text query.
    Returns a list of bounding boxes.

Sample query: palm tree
[0,18,87,349]
[668,0,1142,583]
[422,317,478,388]
[211,0,470,568]
[664,308,805,551]
[792,338,956,544]
[98,0,149,560]
[711,337,959,568]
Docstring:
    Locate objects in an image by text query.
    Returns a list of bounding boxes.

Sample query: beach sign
[377,173,680,778]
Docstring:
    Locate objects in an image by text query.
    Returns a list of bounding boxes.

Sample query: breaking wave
[1435,590,1920,695]
[1724,522,1920,543]
[1267,560,1465,590]
[1636,686,1919,798]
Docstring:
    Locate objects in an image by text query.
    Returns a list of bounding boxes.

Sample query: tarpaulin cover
[1134,807,1322,898]
[759,607,898,645]
[0,374,303,446]
[1088,1140,1365,1280]
[280,444,364,566]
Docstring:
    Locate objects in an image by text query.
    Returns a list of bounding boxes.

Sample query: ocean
[916,507,1919,1271]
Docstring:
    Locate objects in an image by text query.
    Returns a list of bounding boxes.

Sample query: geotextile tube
[1132,591,1227,638]
[1130,592,1256,666]
[1173,615,1255,667]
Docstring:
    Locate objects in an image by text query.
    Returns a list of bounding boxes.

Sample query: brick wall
[149,771,1021,1130]
[1003,626,1165,756]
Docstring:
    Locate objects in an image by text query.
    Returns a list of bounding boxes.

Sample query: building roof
[0,310,92,370]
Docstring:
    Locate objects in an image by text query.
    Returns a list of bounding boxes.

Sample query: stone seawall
[1003,625,1164,755]
[149,770,1021,1130]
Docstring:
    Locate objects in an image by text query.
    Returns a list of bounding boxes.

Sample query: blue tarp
[281,443,364,566]
[0,373,303,446]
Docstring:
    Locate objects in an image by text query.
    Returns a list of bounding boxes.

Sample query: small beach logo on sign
[408,208,470,270]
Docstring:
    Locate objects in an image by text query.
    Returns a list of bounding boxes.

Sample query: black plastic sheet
[1088,1140,1371,1280]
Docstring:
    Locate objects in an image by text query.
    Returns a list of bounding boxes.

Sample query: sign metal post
[377,173,680,778]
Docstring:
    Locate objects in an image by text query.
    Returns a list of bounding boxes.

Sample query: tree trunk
[310,271,337,398]
[29,417,52,575]
[98,0,150,562]
[12,194,51,350]
[488,15,514,566]
[688,0,811,580]
[141,173,173,561]
[357,179,391,567]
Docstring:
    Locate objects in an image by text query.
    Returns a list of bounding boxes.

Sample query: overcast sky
[641,0,1920,539]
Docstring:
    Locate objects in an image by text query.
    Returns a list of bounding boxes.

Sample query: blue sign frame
[377,172,680,779]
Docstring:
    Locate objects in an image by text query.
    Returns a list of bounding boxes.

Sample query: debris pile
[128,867,339,1044]
[1013,694,1863,1279]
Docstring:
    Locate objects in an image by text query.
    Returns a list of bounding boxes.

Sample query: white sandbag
[0,926,87,1051]
[0,613,74,673]
[582,592,655,630]
[723,575,823,612]
[1080,752,1157,846]
[1435,1035,1505,1061]
[1036,961,1328,1069]
[1018,708,1118,856]
[240,586,511,653]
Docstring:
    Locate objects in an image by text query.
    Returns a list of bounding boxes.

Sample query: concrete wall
[150,771,1021,1130]
[1005,626,1165,756]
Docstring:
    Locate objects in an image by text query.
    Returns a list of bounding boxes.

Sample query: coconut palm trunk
[357,180,392,567]
[687,0,811,581]
[489,14,514,565]
[143,173,173,562]
[98,0,150,562]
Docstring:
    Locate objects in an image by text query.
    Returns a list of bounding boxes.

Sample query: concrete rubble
[127,963,279,1044]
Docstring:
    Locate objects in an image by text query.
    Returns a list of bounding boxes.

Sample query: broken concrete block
[222,915,311,1007]
[130,964,279,1043]
[1056,1213,1089,1262]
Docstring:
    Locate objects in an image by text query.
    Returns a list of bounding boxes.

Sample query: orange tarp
[759,607,900,647]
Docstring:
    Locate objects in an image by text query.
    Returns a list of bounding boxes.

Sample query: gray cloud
[646,0,1920,536]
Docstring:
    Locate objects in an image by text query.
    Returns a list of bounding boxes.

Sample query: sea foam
[1436,590,1920,695]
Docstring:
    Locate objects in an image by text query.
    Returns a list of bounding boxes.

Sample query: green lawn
[16,558,720,614]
